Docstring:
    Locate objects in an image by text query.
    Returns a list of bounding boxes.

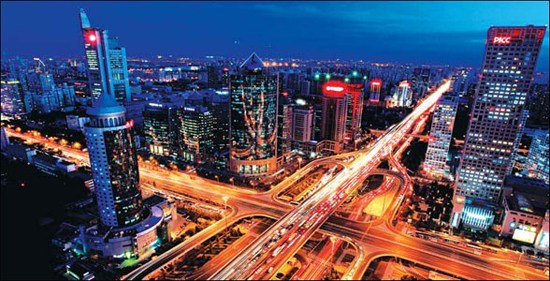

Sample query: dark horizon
[1,1,549,70]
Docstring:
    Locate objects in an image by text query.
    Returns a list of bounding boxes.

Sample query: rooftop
[239,52,264,72]
[86,93,125,116]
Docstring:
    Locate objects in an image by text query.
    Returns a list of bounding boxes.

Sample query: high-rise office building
[293,105,314,143]
[452,25,547,230]
[142,103,180,157]
[321,80,349,143]
[229,53,278,176]
[84,92,143,227]
[181,105,215,163]
[528,84,549,125]
[345,76,364,140]
[300,80,311,95]
[80,9,130,103]
[0,126,9,150]
[424,92,459,180]
[369,78,382,103]
[1,79,28,117]
[393,80,413,107]
[277,94,293,162]
[525,130,549,184]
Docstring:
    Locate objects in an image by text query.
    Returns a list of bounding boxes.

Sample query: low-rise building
[2,143,36,163]
[500,176,548,247]
[33,152,77,176]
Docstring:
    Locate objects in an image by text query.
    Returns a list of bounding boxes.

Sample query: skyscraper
[321,80,348,143]
[80,9,130,103]
[277,94,293,163]
[525,130,549,184]
[143,103,180,157]
[181,105,215,163]
[424,92,459,180]
[84,92,143,227]
[369,78,382,104]
[292,105,314,143]
[1,79,28,117]
[345,76,365,140]
[393,80,413,107]
[452,25,547,230]
[0,126,9,150]
[229,53,278,176]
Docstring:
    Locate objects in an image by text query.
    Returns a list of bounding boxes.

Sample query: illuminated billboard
[322,80,347,97]
[512,229,537,244]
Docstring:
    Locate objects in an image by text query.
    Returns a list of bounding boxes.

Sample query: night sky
[1,1,549,69]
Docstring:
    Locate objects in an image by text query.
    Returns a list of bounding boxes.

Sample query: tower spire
[80,8,91,29]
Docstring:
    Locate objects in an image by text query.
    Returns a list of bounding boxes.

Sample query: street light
[222,196,229,231]
[517,249,524,264]
[229,177,234,186]
[215,175,220,182]
[298,157,303,169]
[222,196,229,212]
[329,236,337,256]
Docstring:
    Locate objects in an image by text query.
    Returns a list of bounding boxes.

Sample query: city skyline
[1,1,549,69]
[1,2,549,280]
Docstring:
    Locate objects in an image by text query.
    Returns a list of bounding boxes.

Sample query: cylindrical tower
[84,93,143,227]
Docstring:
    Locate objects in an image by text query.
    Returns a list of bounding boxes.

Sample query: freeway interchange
[6,80,549,280]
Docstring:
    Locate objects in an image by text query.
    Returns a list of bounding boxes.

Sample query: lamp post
[517,249,524,264]
[229,177,234,187]
[329,236,337,256]
[298,157,303,169]
[215,175,220,182]
[222,196,229,232]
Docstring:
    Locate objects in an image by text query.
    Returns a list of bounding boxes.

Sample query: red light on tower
[322,80,347,97]
[88,34,97,42]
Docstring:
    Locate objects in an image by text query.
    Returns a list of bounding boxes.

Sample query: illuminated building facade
[424,92,459,180]
[393,80,413,107]
[0,79,28,117]
[499,176,548,247]
[452,25,547,230]
[293,105,314,143]
[277,94,293,163]
[369,78,382,103]
[80,9,130,103]
[321,80,349,144]
[181,105,215,163]
[82,92,169,259]
[525,130,549,184]
[229,53,278,176]
[345,76,364,140]
[84,93,143,228]
[143,103,180,157]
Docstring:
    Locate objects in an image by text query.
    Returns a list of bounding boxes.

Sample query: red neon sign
[493,36,511,44]
[322,80,348,97]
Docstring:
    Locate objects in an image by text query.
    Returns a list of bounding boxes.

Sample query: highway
[5,78,548,281]
[208,80,453,280]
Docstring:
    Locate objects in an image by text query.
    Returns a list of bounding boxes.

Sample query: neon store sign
[493,36,511,44]
[322,81,348,97]
[326,86,344,92]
